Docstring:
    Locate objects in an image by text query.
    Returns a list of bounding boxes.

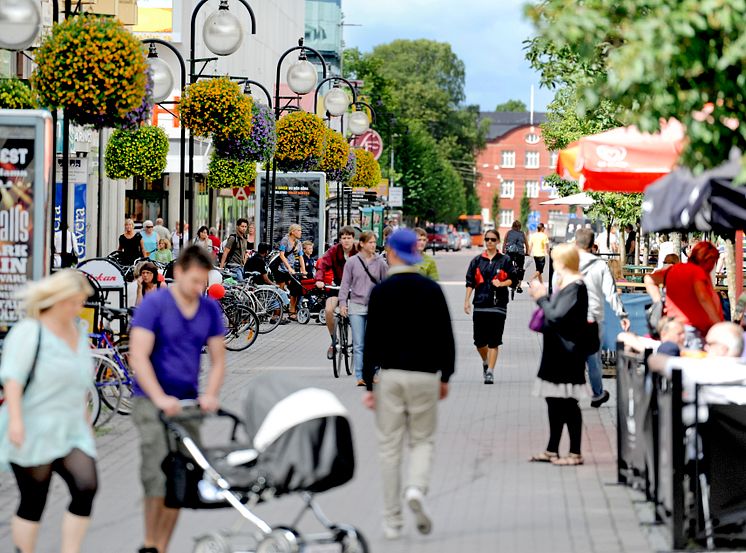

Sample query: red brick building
[475,112,569,232]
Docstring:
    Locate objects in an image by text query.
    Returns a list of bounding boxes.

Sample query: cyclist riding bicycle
[504,220,529,299]
[315,226,359,359]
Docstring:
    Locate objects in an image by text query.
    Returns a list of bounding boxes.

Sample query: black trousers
[546,398,582,455]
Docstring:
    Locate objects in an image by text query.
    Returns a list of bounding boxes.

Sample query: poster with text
[55,157,87,259]
[0,126,35,332]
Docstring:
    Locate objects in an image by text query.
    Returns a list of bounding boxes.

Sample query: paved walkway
[0,251,658,552]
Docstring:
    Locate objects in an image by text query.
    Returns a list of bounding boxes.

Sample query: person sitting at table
[648,322,746,423]
[644,241,722,350]
[618,317,686,356]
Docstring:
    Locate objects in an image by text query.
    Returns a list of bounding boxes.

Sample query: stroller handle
[159,401,242,442]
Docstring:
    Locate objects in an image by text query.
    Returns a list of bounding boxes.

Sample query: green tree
[526,0,746,176]
[494,99,527,112]
[491,190,501,226]
[519,189,531,228]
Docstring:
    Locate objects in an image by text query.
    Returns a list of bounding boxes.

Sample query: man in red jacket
[316,226,358,358]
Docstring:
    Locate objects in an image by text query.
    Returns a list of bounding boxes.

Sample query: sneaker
[383,523,402,540]
[356,379,366,387]
[484,370,494,385]
[326,340,336,360]
[516,286,523,294]
[590,390,610,408]
[405,487,432,535]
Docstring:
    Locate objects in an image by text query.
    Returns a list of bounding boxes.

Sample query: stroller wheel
[193,531,231,553]
[256,527,301,553]
[340,527,369,553]
[318,309,326,325]
[297,307,310,325]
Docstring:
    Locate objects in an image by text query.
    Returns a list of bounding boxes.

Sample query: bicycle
[219,285,260,351]
[324,286,352,379]
[90,305,135,416]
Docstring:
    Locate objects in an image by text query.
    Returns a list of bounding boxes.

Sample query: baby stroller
[160,373,366,553]
[298,278,329,325]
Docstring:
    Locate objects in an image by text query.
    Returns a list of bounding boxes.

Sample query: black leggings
[546,398,582,455]
[11,448,98,522]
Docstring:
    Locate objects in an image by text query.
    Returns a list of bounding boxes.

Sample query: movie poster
[0,126,35,332]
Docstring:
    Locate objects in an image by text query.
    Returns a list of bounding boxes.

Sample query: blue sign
[74,182,86,259]
[527,210,541,232]
[55,157,88,259]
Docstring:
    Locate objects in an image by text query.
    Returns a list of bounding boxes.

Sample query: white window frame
[501,150,515,169]
[525,151,540,169]
[499,209,514,228]
[500,179,515,199]
[526,180,539,198]
[526,133,540,144]
[549,151,559,169]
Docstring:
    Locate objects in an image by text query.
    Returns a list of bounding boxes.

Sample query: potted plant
[105,125,169,182]
[179,77,253,139]
[274,111,326,172]
[349,148,382,188]
[0,78,36,109]
[32,15,148,127]
[206,153,258,189]
[213,102,277,162]
[319,127,350,179]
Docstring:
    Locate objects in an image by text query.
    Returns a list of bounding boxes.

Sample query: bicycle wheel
[225,305,260,352]
[93,354,123,426]
[110,338,134,415]
[252,288,283,334]
[87,386,101,427]
[341,319,352,376]
[332,317,340,379]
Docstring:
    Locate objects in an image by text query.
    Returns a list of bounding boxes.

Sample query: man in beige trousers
[362,229,455,540]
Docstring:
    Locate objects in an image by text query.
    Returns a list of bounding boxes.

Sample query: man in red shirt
[645,241,722,350]
[316,226,358,358]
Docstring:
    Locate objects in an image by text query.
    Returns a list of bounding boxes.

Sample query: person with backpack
[575,228,629,407]
[504,220,529,298]
[219,218,249,279]
[339,231,389,386]
[0,270,98,553]
[464,229,516,385]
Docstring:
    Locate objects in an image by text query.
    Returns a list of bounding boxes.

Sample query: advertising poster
[372,206,384,246]
[257,173,326,255]
[360,207,372,232]
[0,126,35,331]
[55,157,87,259]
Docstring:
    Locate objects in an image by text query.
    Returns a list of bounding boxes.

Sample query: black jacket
[465,251,516,310]
[363,269,455,391]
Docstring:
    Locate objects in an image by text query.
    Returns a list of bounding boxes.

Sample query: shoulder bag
[0,323,43,403]
[357,255,380,285]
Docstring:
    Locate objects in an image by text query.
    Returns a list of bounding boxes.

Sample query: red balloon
[496,269,509,282]
[207,283,225,300]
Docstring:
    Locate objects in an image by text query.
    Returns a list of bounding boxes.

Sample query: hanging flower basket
[115,69,154,130]
[32,15,148,127]
[319,128,351,178]
[207,153,258,189]
[275,111,326,172]
[350,148,382,188]
[105,125,169,182]
[213,102,276,162]
[180,77,253,139]
[0,78,36,109]
[328,150,357,184]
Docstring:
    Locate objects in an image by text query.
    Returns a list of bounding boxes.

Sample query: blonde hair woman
[528,243,590,466]
[0,270,98,553]
[275,224,303,320]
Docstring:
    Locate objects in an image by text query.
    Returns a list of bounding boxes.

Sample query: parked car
[447,230,462,251]
[426,224,449,252]
[459,231,472,249]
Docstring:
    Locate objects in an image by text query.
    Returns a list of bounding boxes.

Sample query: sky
[341,0,553,113]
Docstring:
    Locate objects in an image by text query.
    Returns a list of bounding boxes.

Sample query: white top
[657,241,675,268]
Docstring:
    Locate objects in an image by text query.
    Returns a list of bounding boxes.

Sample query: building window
[548,209,563,218]
[485,182,491,188]
[482,163,489,168]
[550,151,559,168]
[526,180,539,198]
[525,151,540,169]
[499,209,514,228]
[501,150,515,168]
[526,132,540,144]
[500,179,514,198]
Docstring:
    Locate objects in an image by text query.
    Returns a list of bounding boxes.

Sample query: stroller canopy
[242,373,355,495]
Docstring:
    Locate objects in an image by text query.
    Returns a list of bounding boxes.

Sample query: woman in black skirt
[528,243,590,466]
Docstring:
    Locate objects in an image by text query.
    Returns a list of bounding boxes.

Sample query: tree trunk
[726,238,737,320]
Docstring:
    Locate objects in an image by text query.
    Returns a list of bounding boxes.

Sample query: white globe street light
[147,46,175,103]
[286,54,317,95]
[324,85,349,117]
[203,0,243,56]
[0,0,40,51]
[348,110,370,136]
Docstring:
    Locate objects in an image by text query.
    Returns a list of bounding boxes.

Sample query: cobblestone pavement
[0,250,660,552]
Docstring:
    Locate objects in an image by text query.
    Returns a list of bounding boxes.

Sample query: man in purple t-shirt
[129,246,225,553]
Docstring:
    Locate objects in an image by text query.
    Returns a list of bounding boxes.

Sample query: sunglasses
[485,237,498,242]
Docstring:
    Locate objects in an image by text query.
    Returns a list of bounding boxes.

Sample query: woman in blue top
[275,224,303,320]
[0,270,98,553]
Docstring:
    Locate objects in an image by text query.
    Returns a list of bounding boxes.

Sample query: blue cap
[386,228,422,265]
